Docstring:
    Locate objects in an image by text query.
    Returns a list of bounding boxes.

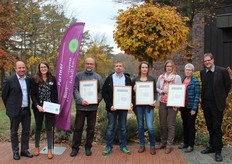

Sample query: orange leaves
[114,3,189,61]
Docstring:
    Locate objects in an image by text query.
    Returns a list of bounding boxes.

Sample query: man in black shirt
[200,53,231,162]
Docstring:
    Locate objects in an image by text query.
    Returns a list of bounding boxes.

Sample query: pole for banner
[40,126,66,155]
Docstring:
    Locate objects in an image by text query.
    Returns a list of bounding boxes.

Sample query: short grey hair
[185,63,195,71]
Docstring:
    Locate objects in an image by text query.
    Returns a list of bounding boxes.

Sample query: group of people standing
[2,53,231,163]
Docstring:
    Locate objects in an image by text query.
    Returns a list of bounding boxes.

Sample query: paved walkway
[179,146,232,164]
[0,142,231,163]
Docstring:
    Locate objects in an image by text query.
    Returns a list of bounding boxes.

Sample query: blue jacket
[182,76,200,112]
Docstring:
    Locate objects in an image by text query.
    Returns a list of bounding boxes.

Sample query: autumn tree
[78,42,113,79]
[114,0,229,26]
[26,3,70,73]
[114,3,189,62]
[0,0,17,87]
[10,0,71,75]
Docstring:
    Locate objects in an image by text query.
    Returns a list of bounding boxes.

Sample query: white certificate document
[43,101,60,115]
[136,81,154,105]
[113,86,132,110]
[79,80,98,104]
[167,84,186,107]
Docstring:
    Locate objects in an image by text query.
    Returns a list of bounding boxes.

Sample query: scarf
[159,73,176,103]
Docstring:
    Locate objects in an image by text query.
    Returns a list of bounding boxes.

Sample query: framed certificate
[167,84,186,107]
[136,81,154,105]
[43,101,60,115]
[113,86,132,110]
[79,80,98,104]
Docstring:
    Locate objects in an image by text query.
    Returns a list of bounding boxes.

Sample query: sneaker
[102,147,112,155]
[121,147,131,155]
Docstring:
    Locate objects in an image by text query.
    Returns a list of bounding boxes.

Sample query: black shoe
[70,148,79,157]
[85,147,92,156]
[178,143,188,149]
[215,152,223,162]
[201,147,215,154]
[21,151,33,158]
[13,152,20,160]
[185,146,193,153]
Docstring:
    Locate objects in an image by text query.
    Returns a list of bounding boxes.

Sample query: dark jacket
[31,76,58,110]
[181,76,200,112]
[2,74,31,118]
[200,66,231,111]
[102,72,132,112]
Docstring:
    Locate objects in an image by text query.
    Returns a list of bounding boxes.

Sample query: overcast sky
[57,0,131,54]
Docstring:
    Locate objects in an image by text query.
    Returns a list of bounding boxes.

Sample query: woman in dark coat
[31,62,58,159]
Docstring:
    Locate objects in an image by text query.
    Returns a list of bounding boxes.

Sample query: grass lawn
[0,99,10,139]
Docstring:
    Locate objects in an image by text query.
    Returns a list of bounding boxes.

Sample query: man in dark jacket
[200,53,231,162]
[2,61,33,160]
[102,60,132,155]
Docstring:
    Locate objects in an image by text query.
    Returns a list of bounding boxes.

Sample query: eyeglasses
[85,63,94,65]
[166,66,172,68]
[204,59,212,63]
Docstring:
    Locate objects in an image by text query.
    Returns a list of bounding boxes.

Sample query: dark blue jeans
[105,110,128,149]
[136,106,156,148]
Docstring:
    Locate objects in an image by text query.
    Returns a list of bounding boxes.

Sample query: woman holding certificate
[31,62,58,159]
[156,60,181,154]
[132,61,157,155]
[178,63,200,153]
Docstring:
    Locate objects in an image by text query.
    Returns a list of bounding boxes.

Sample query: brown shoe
[138,146,145,153]
[156,144,166,149]
[34,147,39,156]
[165,148,172,154]
[150,148,156,155]
[48,150,53,159]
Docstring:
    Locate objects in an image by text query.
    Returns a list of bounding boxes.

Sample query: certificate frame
[43,101,60,115]
[167,84,186,107]
[136,81,154,105]
[113,86,132,110]
[79,80,98,104]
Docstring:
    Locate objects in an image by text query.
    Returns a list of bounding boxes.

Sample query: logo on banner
[69,39,79,53]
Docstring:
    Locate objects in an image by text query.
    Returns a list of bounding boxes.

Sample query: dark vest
[204,70,215,101]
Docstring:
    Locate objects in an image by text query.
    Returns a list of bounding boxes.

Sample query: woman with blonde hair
[156,60,181,154]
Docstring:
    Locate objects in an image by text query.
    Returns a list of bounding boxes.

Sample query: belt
[21,107,29,110]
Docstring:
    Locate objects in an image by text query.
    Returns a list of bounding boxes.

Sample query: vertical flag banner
[55,22,85,130]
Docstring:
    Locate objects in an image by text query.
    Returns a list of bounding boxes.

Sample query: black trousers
[33,109,54,149]
[10,108,31,153]
[72,110,97,149]
[180,107,197,147]
[203,101,223,152]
